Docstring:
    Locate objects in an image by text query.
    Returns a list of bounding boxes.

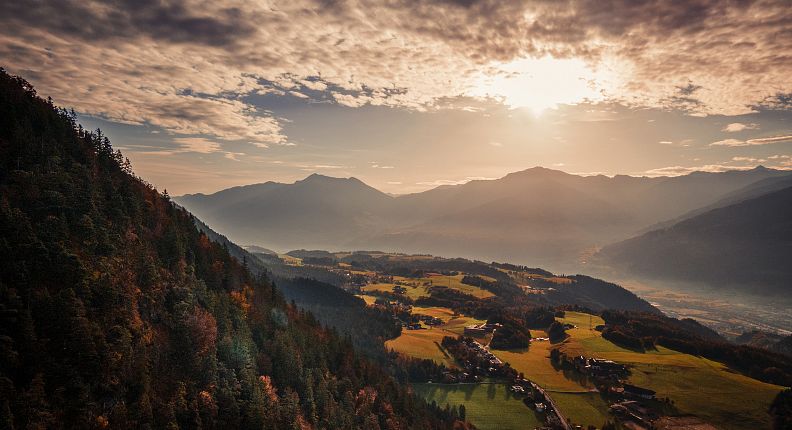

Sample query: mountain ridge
[175,166,791,271]
[595,185,792,294]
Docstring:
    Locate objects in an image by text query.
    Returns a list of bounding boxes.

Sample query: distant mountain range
[595,184,792,294]
[176,167,791,273]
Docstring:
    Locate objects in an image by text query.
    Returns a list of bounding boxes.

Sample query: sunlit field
[558,312,785,430]
[413,383,542,430]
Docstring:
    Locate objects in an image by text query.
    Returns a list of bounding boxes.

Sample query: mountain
[0,69,462,429]
[639,171,792,233]
[595,185,792,294]
[177,174,395,251]
[736,331,792,356]
[244,245,277,255]
[176,166,790,271]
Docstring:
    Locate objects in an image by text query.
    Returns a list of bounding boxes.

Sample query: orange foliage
[259,375,279,402]
[230,286,254,316]
[186,307,218,356]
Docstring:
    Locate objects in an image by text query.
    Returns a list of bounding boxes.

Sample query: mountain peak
[298,173,370,188]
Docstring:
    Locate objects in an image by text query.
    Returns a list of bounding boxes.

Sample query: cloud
[174,137,222,154]
[709,138,746,147]
[644,164,756,176]
[732,156,768,163]
[768,155,792,167]
[417,176,497,187]
[224,152,245,161]
[722,122,759,132]
[710,134,792,147]
[659,139,694,147]
[0,0,790,149]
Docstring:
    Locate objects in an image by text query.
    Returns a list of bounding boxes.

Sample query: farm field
[557,312,785,430]
[422,274,494,299]
[356,294,377,306]
[385,328,456,368]
[491,331,591,392]
[362,274,494,300]
[491,330,610,427]
[385,309,485,367]
[411,306,456,322]
[413,383,542,430]
[551,392,611,429]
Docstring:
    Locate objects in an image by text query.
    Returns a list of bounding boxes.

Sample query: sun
[470,56,615,114]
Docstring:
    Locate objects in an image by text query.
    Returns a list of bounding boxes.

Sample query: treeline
[461,275,523,299]
[600,311,792,386]
[274,277,402,359]
[541,276,658,314]
[0,69,465,430]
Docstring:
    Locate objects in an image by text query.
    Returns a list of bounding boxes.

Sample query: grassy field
[361,274,493,300]
[551,392,612,429]
[386,310,485,367]
[423,274,494,299]
[492,331,591,392]
[385,328,457,368]
[491,330,611,427]
[411,306,456,322]
[413,383,542,430]
[356,294,377,306]
[557,311,785,430]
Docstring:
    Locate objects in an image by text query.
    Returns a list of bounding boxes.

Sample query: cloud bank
[1,0,790,149]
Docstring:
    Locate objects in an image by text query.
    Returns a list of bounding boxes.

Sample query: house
[588,357,627,378]
[623,384,656,400]
[535,402,546,413]
[464,324,487,336]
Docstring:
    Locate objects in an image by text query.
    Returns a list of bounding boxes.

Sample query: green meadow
[413,383,542,430]
[557,312,785,430]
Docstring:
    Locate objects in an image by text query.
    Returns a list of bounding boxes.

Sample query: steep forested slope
[0,69,463,429]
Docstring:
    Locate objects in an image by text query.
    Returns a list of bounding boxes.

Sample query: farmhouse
[572,355,628,379]
[623,384,656,400]
[464,324,487,336]
[463,322,502,336]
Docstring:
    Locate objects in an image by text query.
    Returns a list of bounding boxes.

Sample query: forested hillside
[0,69,465,429]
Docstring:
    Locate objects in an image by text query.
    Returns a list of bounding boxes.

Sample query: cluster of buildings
[609,400,658,429]
[509,379,570,430]
[415,314,443,326]
[450,338,506,376]
[571,355,628,380]
[463,322,502,337]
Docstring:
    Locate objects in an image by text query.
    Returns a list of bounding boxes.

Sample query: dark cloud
[0,0,789,146]
[0,0,256,47]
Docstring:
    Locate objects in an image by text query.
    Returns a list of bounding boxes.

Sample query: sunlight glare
[471,56,615,115]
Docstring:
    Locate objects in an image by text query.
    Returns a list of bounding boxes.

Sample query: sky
[1,0,791,195]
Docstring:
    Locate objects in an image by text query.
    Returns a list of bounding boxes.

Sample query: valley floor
[386,306,785,430]
[612,278,792,336]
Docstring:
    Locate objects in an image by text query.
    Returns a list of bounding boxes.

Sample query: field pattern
[413,383,542,430]
[557,312,785,430]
